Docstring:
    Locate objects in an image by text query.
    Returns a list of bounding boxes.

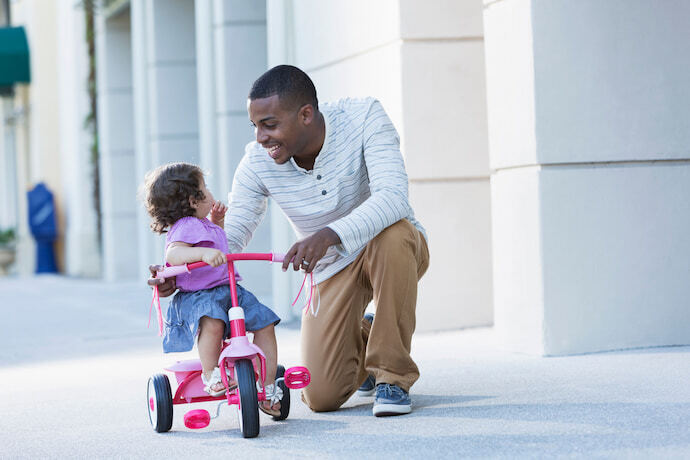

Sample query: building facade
[2,0,687,355]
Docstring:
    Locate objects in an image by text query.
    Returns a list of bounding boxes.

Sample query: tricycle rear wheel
[234,359,259,438]
[147,374,173,433]
[273,364,290,421]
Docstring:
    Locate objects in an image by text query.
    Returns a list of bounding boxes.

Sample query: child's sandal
[202,367,237,397]
[259,383,283,417]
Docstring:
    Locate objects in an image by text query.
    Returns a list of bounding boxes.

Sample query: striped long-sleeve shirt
[225,97,427,283]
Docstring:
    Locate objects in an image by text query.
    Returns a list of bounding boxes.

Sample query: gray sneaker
[356,313,376,396]
[356,374,376,396]
[373,383,411,416]
[363,312,374,326]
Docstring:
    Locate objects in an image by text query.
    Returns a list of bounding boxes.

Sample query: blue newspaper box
[27,182,57,273]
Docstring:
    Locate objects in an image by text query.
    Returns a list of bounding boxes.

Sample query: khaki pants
[300,219,430,412]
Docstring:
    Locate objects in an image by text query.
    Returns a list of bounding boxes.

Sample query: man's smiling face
[248,94,307,165]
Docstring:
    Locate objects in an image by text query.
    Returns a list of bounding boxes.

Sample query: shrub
[0,228,16,247]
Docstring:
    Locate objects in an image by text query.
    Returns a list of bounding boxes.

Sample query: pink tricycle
[146,252,311,438]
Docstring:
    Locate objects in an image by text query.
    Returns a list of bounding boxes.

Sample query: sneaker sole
[373,403,411,417]
[356,388,375,397]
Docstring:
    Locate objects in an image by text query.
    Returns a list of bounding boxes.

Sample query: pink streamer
[291,272,318,317]
[292,272,308,308]
[148,285,164,336]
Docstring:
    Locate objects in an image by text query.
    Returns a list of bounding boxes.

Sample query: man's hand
[148,264,177,297]
[282,227,341,273]
[209,200,228,227]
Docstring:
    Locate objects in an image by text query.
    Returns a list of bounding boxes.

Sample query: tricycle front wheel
[147,374,173,433]
[234,359,259,438]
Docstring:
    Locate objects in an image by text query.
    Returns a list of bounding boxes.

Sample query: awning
[0,27,31,87]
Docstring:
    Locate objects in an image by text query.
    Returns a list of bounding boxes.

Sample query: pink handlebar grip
[271,253,286,263]
[155,264,190,279]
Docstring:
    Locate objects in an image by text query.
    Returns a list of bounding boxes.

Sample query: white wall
[57,0,100,277]
[4,86,33,276]
[130,0,200,279]
[8,0,62,275]
[22,0,61,217]
[0,2,9,242]
[0,101,18,237]
[539,163,690,353]
[399,0,492,332]
[290,0,403,125]
[96,9,138,281]
[484,0,690,355]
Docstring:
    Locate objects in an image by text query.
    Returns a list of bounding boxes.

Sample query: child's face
[192,179,215,219]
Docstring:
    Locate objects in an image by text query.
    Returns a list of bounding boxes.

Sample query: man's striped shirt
[225,97,426,283]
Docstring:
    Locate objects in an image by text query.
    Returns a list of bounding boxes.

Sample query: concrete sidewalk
[1,275,689,458]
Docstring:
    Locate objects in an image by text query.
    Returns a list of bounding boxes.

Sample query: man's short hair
[249,65,319,111]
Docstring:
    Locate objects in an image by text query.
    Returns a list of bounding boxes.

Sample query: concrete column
[8,0,65,273]
[266,0,301,321]
[57,0,100,277]
[484,0,690,355]
[194,0,219,191]
[0,6,11,247]
[132,0,199,279]
[10,88,33,276]
[212,0,274,307]
[0,100,17,233]
[130,0,155,280]
[0,97,27,277]
[96,8,137,281]
[25,0,64,270]
[398,0,492,331]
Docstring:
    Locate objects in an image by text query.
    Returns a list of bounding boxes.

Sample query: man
[151,65,429,416]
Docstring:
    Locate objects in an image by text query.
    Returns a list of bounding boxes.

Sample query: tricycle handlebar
[155,252,286,280]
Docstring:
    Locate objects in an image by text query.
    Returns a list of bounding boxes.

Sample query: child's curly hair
[142,162,206,234]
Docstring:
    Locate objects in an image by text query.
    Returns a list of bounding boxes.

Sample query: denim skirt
[163,284,280,353]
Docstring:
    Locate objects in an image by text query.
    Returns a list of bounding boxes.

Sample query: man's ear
[299,104,314,125]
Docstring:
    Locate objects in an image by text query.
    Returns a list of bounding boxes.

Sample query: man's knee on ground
[301,384,343,412]
[300,367,351,412]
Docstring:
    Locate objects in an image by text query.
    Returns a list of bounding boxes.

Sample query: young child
[143,162,282,416]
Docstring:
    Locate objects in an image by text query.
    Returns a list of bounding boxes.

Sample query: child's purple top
[165,216,240,292]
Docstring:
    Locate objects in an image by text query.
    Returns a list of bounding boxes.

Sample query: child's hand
[210,201,227,226]
[201,248,227,267]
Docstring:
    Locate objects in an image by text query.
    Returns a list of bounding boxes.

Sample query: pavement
[1,275,689,459]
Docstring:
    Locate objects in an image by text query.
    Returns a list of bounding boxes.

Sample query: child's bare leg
[198,316,230,392]
[253,324,279,410]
